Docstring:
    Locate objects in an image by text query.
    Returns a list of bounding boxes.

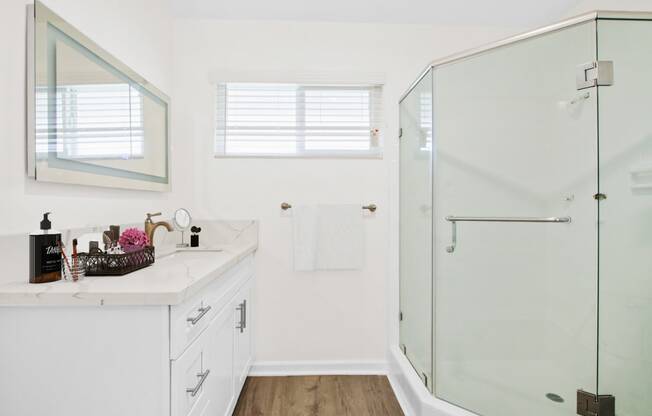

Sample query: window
[215,83,382,157]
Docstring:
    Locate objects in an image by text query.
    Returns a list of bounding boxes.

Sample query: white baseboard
[249,360,388,377]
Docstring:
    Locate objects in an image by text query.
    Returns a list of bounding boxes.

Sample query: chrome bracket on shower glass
[444,216,572,253]
[576,60,614,90]
[446,220,458,253]
[576,390,615,416]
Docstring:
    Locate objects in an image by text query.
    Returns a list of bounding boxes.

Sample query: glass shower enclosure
[399,11,652,416]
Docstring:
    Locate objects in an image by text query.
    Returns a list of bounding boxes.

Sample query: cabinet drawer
[170,255,254,359]
[172,301,236,416]
[171,326,211,416]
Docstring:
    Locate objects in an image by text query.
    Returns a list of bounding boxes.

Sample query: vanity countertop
[0,220,258,307]
[0,242,256,306]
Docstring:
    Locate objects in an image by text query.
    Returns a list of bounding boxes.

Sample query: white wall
[0,0,192,235]
[171,19,520,365]
[564,0,652,16]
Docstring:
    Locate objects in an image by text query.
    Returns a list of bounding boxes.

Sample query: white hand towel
[292,204,364,271]
[292,205,318,271]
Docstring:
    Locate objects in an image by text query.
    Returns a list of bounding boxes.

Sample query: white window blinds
[215,83,382,157]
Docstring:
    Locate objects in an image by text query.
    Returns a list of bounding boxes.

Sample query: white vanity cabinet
[171,301,236,416]
[0,253,255,416]
[171,273,254,416]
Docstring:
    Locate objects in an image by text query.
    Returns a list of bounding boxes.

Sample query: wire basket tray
[80,246,155,276]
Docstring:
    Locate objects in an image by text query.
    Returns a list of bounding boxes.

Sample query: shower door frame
[398,68,435,391]
[400,11,652,104]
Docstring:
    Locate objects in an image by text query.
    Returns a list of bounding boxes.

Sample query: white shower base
[387,347,577,416]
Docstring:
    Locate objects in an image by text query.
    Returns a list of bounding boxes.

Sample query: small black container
[29,212,62,284]
[190,226,201,248]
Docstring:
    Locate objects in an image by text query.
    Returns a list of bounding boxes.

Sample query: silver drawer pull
[236,301,246,333]
[242,299,247,330]
[186,369,210,397]
[187,305,212,325]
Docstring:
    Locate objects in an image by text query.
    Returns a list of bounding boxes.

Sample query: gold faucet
[145,212,173,246]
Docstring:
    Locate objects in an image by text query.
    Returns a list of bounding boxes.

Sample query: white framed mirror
[26,1,170,191]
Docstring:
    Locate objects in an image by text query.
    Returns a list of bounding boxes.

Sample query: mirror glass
[29,1,170,191]
[173,208,192,231]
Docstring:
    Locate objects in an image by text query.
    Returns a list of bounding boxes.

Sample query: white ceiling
[170,0,586,26]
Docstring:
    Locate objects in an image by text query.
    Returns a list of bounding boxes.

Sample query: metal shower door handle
[445,216,572,253]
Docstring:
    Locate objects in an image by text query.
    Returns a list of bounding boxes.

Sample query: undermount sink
[176,248,223,253]
[158,248,223,261]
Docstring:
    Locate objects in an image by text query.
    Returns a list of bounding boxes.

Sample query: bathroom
[0,0,650,415]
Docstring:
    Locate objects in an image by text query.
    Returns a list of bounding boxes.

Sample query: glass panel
[432,22,598,415]
[597,19,652,416]
[399,69,433,389]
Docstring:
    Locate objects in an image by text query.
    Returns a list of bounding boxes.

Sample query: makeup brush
[58,240,73,280]
[72,239,78,281]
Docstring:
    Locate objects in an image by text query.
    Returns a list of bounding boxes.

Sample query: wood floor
[232,375,404,416]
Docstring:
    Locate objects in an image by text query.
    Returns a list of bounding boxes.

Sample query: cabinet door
[233,278,253,392]
[206,304,236,416]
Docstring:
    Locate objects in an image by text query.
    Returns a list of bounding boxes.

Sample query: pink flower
[119,228,150,252]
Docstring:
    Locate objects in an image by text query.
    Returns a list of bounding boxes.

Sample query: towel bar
[281,202,377,212]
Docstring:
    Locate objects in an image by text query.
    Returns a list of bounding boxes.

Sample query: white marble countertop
[0,220,258,307]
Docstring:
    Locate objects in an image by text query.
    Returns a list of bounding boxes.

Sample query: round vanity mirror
[173,208,192,231]
[173,208,192,248]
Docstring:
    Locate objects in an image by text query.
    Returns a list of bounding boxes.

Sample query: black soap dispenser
[29,212,62,284]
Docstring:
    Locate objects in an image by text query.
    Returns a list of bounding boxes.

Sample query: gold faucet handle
[146,212,163,222]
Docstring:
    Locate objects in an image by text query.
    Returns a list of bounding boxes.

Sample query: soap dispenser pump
[29,212,62,284]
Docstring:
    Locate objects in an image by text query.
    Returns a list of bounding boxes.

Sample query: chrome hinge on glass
[401,344,407,354]
[422,373,428,388]
[577,61,614,90]
[398,128,403,139]
[399,311,403,321]
[577,390,615,416]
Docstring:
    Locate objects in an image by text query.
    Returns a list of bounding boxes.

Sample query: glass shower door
[597,18,652,416]
[432,21,599,416]
[399,69,433,389]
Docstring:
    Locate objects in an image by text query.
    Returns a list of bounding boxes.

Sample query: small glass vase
[63,257,86,282]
